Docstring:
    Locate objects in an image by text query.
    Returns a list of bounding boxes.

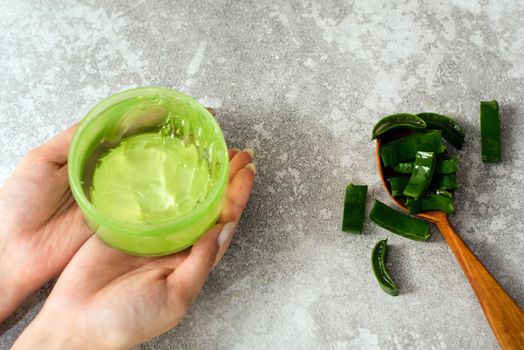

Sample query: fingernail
[243,148,255,158]
[231,147,241,153]
[217,222,236,246]
[206,107,216,116]
[245,163,257,175]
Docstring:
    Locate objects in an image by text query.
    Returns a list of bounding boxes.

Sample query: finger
[30,124,77,166]
[228,148,240,160]
[167,225,222,311]
[228,149,254,183]
[219,166,255,223]
[214,166,257,265]
[213,221,237,267]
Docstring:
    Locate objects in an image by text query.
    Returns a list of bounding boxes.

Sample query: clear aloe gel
[90,119,212,225]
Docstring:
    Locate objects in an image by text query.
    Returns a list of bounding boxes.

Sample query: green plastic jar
[68,87,229,256]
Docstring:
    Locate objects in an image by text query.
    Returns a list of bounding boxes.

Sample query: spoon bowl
[376,138,446,223]
[376,136,524,349]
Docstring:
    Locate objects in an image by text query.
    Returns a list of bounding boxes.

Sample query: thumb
[166,225,222,315]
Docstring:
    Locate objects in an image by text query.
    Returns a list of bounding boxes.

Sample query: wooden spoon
[376,138,524,350]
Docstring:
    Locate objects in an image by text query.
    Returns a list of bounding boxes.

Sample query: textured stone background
[1,0,523,349]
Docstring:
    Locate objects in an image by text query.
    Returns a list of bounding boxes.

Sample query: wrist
[12,313,92,350]
[13,309,129,350]
[0,244,32,322]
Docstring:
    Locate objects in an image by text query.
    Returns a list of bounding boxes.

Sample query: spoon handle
[435,215,524,350]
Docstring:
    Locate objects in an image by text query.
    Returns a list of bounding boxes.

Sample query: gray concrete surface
[1,0,523,349]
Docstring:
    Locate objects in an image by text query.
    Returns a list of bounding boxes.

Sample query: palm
[1,158,92,286]
[41,235,197,348]
[0,126,93,321]
[28,149,254,349]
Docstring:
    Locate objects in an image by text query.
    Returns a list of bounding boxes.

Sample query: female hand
[12,149,255,350]
[0,126,93,322]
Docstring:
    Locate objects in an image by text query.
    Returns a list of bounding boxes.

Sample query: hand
[13,149,255,350]
[0,126,93,322]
